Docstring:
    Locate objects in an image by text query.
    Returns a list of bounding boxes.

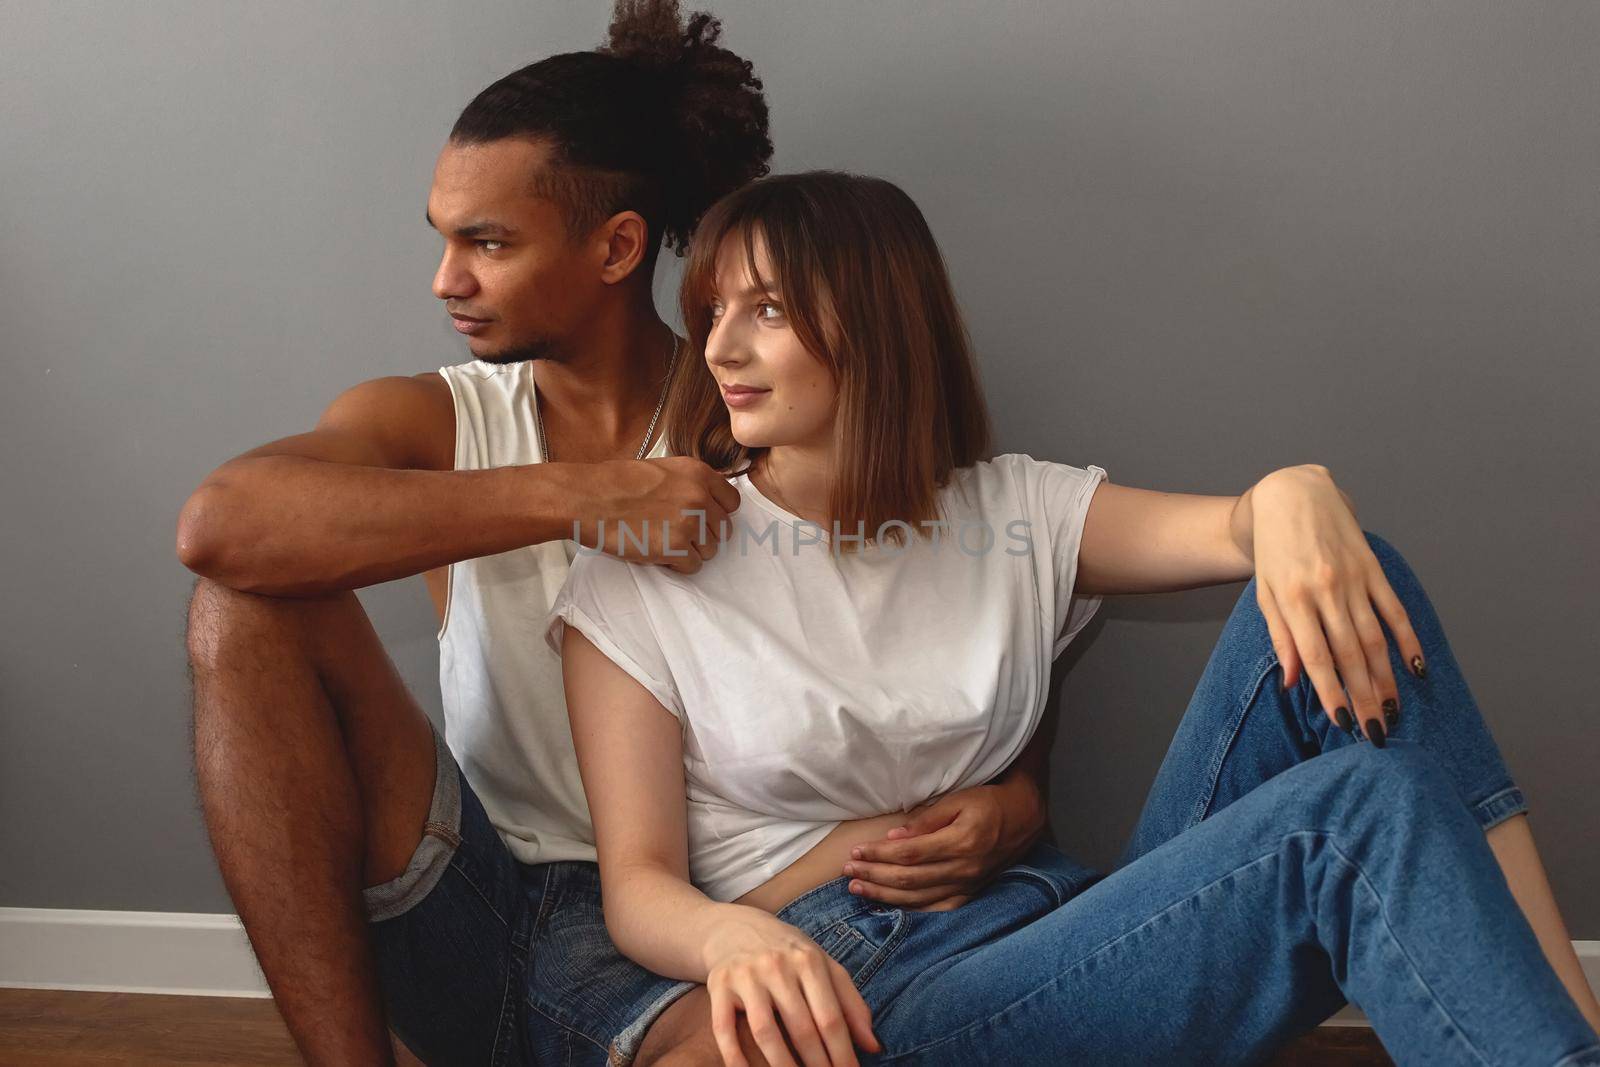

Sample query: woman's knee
[1359,530,1430,605]
[1229,528,1429,666]
[1301,739,1460,821]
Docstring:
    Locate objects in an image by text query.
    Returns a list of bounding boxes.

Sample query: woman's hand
[702,907,881,1067]
[841,777,1044,911]
[1248,465,1427,746]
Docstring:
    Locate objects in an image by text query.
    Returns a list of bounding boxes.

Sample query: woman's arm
[560,622,747,981]
[1071,474,1260,598]
[1072,462,1361,597]
[561,625,881,1066]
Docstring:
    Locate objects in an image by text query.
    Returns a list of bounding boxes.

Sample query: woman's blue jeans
[771,531,1600,1066]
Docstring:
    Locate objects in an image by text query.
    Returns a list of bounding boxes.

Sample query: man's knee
[185,576,351,672]
[187,576,271,670]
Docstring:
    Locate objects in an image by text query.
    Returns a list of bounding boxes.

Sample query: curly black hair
[449,0,773,264]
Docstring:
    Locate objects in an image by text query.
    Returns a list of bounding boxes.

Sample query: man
[178,3,1052,1064]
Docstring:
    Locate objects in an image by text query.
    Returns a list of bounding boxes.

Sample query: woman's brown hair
[663,170,993,551]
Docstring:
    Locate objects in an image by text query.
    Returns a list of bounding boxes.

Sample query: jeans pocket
[831,906,914,988]
[998,842,1105,906]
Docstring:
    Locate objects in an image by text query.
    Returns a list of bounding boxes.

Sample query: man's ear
[596,210,652,285]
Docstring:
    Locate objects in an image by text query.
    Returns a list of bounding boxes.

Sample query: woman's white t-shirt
[542,453,1108,903]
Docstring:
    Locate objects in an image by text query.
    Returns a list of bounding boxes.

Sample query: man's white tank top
[435,357,670,866]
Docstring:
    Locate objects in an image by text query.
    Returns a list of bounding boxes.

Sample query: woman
[544,171,1600,1066]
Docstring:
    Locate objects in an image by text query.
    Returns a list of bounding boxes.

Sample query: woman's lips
[721,386,771,408]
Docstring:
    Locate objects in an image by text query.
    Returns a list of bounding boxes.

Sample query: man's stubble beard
[474,334,569,366]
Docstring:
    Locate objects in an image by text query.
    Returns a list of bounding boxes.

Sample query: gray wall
[3,1,1595,938]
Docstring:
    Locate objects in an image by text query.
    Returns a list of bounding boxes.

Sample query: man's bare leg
[639,987,791,1067]
[1487,814,1600,1037]
[187,578,439,1066]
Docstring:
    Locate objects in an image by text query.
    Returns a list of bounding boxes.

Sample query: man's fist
[572,457,743,574]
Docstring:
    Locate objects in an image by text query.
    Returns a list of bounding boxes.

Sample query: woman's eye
[756,301,784,321]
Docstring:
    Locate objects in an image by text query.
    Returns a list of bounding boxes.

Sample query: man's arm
[174,373,594,597]
[985,714,1051,851]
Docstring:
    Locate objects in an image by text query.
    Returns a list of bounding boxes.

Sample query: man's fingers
[844,857,969,891]
[847,879,967,907]
[851,823,966,866]
[898,805,960,838]
[705,465,743,515]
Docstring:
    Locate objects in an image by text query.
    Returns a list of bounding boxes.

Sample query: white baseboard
[0,908,270,998]
[1,908,1596,1025]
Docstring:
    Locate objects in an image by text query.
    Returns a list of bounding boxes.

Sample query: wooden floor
[0,988,1393,1065]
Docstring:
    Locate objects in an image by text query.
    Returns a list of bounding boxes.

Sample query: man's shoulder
[317,370,456,471]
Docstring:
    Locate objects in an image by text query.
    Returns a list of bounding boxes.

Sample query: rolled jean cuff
[610,980,698,1065]
[1471,784,1527,833]
[362,721,462,923]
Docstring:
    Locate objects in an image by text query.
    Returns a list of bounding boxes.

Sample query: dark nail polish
[1383,699,1399,731]
[1367,719,1387,748]
[1410,654,1427,679]
[1334,706,1355,734]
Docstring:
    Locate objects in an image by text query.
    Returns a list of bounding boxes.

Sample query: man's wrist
[994,774,1048,851]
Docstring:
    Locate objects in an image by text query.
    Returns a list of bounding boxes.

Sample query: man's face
[426,138,596,364]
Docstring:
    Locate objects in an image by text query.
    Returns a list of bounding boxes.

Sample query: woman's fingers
[1287,586,1368,741]
[1308,586,1387,746]
[1364,559,1428,681]
[733,977,802,1067]
[1256,581,1302,693]
[709,983,752,1067]
[1271,580,1352,736]
[1347,588,1403,734]
[761,960,840,1067]
[825,956,883,1055]
[794,954,869,1067]
[1261,556,1429,748]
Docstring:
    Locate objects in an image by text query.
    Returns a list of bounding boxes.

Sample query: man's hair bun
[599,0,773,255]
[450,1,772,261]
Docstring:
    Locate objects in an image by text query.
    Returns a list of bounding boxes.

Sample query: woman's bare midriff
[732,810,914,914]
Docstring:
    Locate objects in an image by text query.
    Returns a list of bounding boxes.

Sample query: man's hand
[839,778,1046,911]
[573,457,743,574]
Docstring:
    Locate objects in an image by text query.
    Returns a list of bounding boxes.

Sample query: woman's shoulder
[944,452,1051,495]
[969,452,1106,487]
[945,453,1108,525]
